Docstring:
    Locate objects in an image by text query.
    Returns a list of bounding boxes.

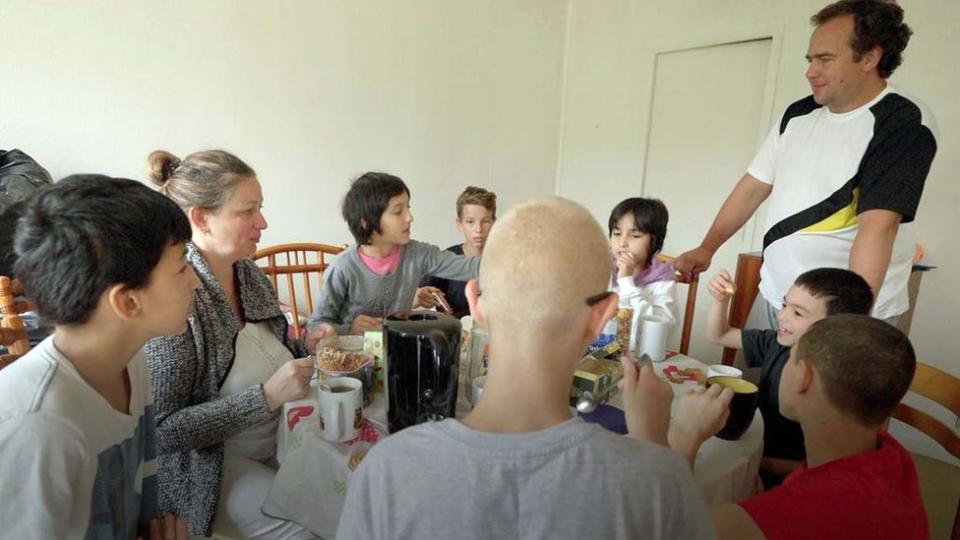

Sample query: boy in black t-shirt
[415,186,496,318]
[705,267,873,487]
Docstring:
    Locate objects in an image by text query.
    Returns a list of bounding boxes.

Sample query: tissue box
[277,389,319,463]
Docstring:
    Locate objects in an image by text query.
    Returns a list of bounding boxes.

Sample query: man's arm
[849,209,901,305]
[710,504,766,540]
[674,174,772,278]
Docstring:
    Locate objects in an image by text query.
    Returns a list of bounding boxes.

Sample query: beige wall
[0,0,567,250]
[559,0,959,462]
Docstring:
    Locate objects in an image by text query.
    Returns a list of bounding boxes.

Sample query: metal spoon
[576,391,599,414]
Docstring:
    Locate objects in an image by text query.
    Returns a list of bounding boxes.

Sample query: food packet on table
[363,330,385,393]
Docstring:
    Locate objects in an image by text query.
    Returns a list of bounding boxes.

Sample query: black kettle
[384,310,462,433]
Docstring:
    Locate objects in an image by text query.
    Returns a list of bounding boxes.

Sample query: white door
[642,38,773,358]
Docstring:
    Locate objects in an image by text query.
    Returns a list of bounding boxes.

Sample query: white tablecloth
[264,354,763,538]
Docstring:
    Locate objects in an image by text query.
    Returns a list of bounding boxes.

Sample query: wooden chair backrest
[891,361,960,539]
[253,243,346,339]
[656,254,698,355]
[0,276,32,369]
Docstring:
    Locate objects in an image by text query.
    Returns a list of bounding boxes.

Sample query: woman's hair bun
[147,150,181,187]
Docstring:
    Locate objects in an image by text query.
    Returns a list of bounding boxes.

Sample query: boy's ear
[464,279,486,327]
[585,292,619,342]
[106,284,142,322]
[794,358,816,395]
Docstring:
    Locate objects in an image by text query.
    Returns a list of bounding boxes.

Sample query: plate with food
[315,346,374,376]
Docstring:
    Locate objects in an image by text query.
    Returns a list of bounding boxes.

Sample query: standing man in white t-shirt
[674,0,937,328]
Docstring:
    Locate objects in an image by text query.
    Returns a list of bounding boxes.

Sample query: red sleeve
[739,473,852,540]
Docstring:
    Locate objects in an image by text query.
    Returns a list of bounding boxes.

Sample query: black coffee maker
[384,310,461,433]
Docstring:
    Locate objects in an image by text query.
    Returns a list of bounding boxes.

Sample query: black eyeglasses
[585,291,614,306]
[477,288,613,307]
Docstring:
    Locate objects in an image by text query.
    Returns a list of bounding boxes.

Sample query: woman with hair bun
[145,149,328,539]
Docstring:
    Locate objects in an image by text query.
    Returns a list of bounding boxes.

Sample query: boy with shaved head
[338,198,714,539]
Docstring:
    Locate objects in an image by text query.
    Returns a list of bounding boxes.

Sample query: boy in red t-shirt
[622,314,928,540]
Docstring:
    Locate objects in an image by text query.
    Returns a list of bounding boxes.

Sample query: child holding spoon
[308,172,480,335]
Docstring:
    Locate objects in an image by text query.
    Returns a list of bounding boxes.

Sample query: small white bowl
[707,364,743,379]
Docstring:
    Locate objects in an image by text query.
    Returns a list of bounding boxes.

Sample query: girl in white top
[608,198,679,348]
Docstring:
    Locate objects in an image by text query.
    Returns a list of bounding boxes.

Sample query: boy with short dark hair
[0,175,197,538]
[705,267,873,485]
[623,314,927,539]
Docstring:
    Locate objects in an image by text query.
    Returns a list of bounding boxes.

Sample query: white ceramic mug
[639,317,670,362]
[318,377,363,442]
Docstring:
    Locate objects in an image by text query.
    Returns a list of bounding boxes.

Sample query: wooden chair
[722,251,762,365]
[0,276,32,369]
[891,361,960,539]
[657,254,698,356]
[253,243,346,340]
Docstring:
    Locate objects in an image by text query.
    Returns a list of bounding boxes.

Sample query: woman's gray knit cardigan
[144,243,307,537]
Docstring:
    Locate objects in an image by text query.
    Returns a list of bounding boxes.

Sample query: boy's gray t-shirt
[338,416,715,540]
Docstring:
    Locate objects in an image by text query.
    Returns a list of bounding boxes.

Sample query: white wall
[558,0,959,462]
[0,0,568,250]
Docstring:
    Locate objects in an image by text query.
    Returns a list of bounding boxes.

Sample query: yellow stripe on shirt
[800,187,860,233]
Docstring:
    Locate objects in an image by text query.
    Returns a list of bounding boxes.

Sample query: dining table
[263,353,764,539]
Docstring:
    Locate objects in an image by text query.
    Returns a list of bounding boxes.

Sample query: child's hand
[669,384,734,448]
[350,314,383,335]
[707,270,736,301]
[305,323,337,354]
[616,251,640,279]
[414,286,443,309]
[619,356,673,446]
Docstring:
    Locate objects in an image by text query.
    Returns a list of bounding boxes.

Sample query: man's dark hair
[793,267,874,316]
[14,175,192,325]
[607,197,669,266]
[795,314,915,425]
[811,0,912,78]
[342,172,410,245]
